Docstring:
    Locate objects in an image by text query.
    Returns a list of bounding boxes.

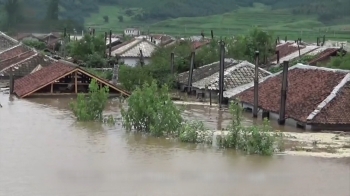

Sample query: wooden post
[109,30,112,58]
[75,71,78,93]
[218,40,225,109]
[9,68,14,94]
[139,49,144,67]
[170,52,175,74]
[209,90,212,106]
[278,61,289,125]
[187,52,195,93]
[253,51,259,118]
[50,83,53,93]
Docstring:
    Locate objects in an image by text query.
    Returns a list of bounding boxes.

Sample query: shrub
[179,121,210,143]
[219,102,283,155]
[70,79,109,121]
[121,80,183,137]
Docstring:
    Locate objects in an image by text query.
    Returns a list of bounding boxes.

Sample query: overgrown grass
[84,4,350,41]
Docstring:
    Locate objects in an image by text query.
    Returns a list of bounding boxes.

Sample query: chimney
[278,61,289,125]
[285,36,287,42]
[218,40,225,109]
[170,52,175,74]
[151,36,153,42]
[109,30,112,58]
[317,37,319,46]
[211,30,214,39]
[253,51,259,118]
[322,35,325,46]
[201,31,204,39]
[275,50,280,64]
[187,52,195,93]
[92,28,95,37]
[297,40,301,58]
[139,49,144,67]
[64,28,67,38]
[68,33,70,42]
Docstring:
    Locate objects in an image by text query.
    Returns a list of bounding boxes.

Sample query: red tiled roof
[14,60,131,98]
[0,45,30,60]
[311,82,350,124]
[271,43,303,61]
[192,41,210,50]
[308,48,339,65]
[235,67,347,123]
[14,61,75,97]
[0,50,36,71]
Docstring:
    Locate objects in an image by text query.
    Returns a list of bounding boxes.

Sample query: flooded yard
[0,95,349,196]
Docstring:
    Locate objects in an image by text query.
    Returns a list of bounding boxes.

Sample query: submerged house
[109,38,157,67]
[177,59,272,99]
[13,60,130,98]
[224,64,350,131]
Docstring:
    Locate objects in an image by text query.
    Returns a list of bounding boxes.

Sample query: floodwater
[0,95,349,196]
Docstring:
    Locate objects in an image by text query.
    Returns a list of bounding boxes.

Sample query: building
[110,38,157,67]
[0,31,19,52]
[308,47,343,66]
[224,64,350,131]
[124,28,140,37]
[14,60,130,98]
[177,59,272,99]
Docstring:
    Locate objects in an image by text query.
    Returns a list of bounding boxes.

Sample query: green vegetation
[22,40,46,50]
[70,79,109,121]
[327,54,350,70]
[219,102,284,155]
[121,81,283,155]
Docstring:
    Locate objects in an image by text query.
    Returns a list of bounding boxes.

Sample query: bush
[22,40,46,50]
[219,102,283,155]
[179,121,211,143]
[121,80,183,137]
[70,79,109,121]
[118,65,153,91]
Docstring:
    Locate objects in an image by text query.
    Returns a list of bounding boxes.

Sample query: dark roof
[308,48,340,65]
[271,42,303,62]
[0,47,36,71]
[311,82,350,125]
[233,65,349,124]
[177,59,238,84]
[0,32,19,51]
[0,54,56,77]
[14,60,130,98]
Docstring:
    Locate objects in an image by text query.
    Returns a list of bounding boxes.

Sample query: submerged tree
[70,79,109,121]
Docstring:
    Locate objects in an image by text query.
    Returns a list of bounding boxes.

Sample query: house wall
[239,102,313,130]
[124,29,140,36]
[121,57,150,67]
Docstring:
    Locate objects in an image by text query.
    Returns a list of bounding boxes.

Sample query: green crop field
[85,3,350,41]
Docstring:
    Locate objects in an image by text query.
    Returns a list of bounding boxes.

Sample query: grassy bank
[85,3,350,41]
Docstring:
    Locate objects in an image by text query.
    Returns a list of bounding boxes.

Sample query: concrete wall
[121,58,151,67]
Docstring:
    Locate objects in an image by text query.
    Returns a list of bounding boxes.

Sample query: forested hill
[1,0,349,29]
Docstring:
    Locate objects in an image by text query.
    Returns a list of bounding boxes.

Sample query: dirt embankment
[283,132,350,158]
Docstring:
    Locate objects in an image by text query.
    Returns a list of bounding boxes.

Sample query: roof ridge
[0,53,38,73]
[178,58,236,75]
[117,39,142,55]
[118,38,157,56]
[0,31,20,44]
[0,49,34,63]
[0,43,22,55]
[306,73,350,122]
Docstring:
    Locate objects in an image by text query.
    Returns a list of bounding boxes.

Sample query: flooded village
[1,29,350,195]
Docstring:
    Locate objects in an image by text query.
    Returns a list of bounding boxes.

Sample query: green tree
[69,34,107,67]
[121,80,183,137]
[327,54,350,70]
[70,79,109,121]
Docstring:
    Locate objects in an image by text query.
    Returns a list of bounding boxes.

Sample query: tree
[103,15,109,23]
[117,15,123,22]
[68,34,107,66]
[70,79,109,121]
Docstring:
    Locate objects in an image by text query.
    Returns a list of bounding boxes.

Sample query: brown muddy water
[0,95,349,196]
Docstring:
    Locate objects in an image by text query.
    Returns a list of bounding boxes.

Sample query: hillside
[0,0,350,41]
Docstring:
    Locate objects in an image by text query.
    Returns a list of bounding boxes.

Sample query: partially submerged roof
[308,47,340,65]
[110,38,157,58]
[272,44,319,64]
[225,64,350,125]
[14,60,130,98]
[177,58,239,85]
[0,31,19,52]
[192,61,272,90]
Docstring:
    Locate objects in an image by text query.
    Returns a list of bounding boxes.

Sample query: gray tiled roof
[177,58,238,85]
[0,32,19,52]
[111,39,157,58]
[193,61,272,90]
[0,54,56,77]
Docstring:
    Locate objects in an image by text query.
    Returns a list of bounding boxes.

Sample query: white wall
[124,29,140,36]
[121,58,151,67]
